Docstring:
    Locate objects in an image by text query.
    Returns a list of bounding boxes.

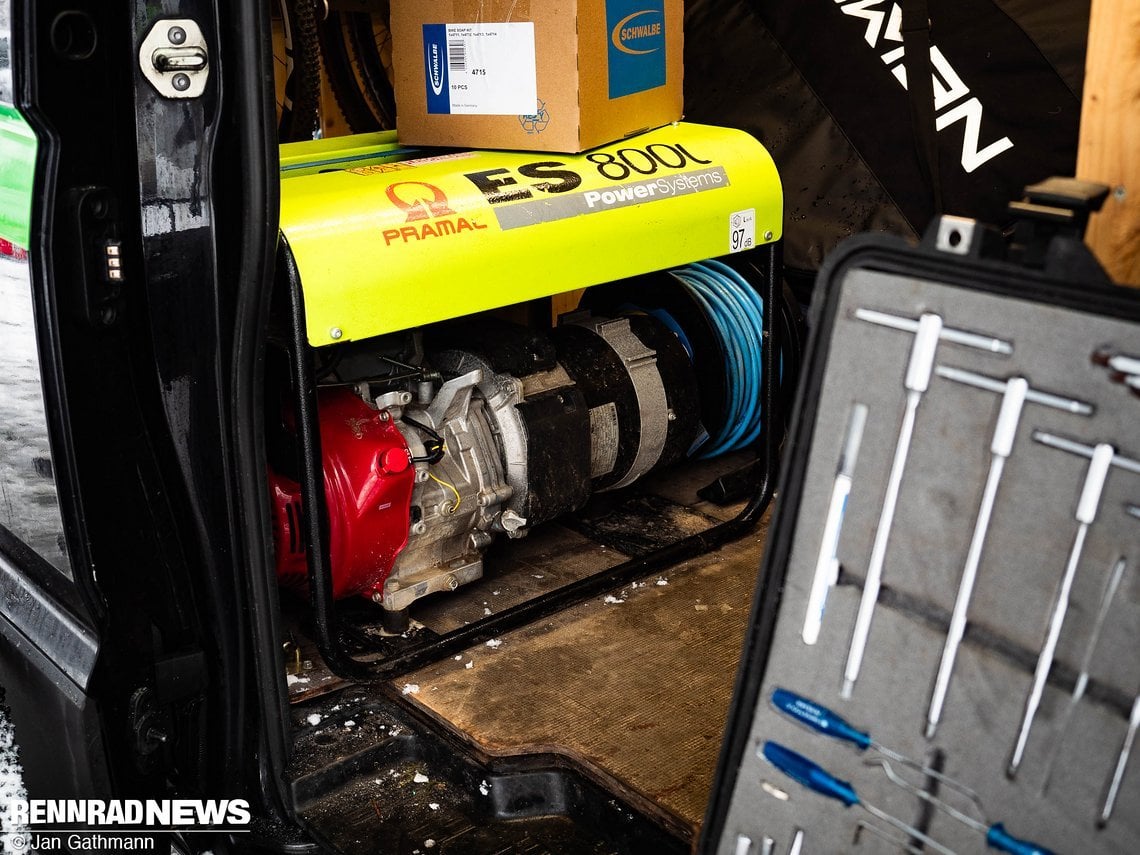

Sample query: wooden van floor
[394,511,769,833]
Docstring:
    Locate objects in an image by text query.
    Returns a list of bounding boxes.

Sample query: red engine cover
[271,389,415,599]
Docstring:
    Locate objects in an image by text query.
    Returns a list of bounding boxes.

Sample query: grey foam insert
[716,269,1140,854]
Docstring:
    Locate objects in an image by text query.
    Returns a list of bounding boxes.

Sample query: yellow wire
[428,472,461,513]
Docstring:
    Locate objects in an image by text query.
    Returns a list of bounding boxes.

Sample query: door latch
[138,19,208,99]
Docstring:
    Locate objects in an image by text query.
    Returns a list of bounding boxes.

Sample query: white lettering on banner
[582,170,724,209]
[936,98,1015,172]
[834,0,1013,173]
[0,799,253,829]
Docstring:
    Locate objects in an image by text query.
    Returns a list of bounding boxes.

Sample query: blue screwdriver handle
[771,688,873,750]
[986,823,1055,855]
[762,741,860,807]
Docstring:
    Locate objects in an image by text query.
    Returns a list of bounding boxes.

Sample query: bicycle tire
[276,0,321,141]
[318,10,381,134]
[345,10,396,130]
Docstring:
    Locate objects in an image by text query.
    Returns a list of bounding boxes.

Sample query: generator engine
[271,310,704,618]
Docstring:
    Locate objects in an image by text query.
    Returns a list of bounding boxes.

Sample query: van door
[0,0,109,799]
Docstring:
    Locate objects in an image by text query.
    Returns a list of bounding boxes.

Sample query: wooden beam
[1077,0,1140,285]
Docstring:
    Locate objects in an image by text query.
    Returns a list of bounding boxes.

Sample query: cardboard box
[391,0,683,153]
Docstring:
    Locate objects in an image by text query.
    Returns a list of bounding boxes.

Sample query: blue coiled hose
[668,259,767,459]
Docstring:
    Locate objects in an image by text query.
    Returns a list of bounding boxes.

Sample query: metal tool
[1092,348,1140,378]
[759,836,775,855]
[787,829,804,855]
[1008,433,1140,777]
[1106,353,1140,376]
[762,741,957,855]
[854,819,924,854]
[854,309,1013,355]
[1099,691,1140,828]
[867,757,1055,855]
[924,368,1093,738]
[1032,432,1140,476]
[734,833,754,855]
[803,403,868,645]
[1091,347,1140,396]
[842,311,1013,699]
[771,688,985,814]
[1041,556,1127,793]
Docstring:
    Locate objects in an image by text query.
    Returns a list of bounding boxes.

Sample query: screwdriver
[762,742,1054,855]
[762,740,955,855]
[771,688,983,811]
[803,402,868,645]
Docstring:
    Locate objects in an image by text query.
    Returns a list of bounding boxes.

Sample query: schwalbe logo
[611,10,664,56]
[428,41,444,96]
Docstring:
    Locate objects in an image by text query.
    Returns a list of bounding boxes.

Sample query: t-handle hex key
[1008,432,1140,777]
[924,367,1094,739]
[842,310,1013,699]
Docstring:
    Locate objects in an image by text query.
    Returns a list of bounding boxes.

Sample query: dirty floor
[396,511,770,832]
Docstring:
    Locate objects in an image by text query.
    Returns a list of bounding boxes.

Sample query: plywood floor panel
[398,513,770,831]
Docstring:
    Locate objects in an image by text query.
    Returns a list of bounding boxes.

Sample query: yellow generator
[269,122,785,646]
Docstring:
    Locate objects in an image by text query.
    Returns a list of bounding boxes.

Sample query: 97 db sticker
[729,208,755,253]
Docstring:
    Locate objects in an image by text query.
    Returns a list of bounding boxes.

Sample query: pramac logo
[382,181,486,246]
[611,10,664,55]
[386,181,457,222]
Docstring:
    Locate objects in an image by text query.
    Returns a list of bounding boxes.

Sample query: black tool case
[700,184,1140,855]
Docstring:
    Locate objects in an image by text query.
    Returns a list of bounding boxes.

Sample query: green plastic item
[0,103,36,250]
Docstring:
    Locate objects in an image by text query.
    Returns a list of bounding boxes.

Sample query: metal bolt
[763,229,774,241]
[167,26,187,45]
[1114,185,1127,202]
[411,521,427,535]
[447,575,459,591]
[329,326,343,340]
[666,409,677,422]
[416,469,429,483]
[172,73,191,92]
[146,727,168,745]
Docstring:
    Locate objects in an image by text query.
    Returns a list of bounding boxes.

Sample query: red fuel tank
[271,389,415,599]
